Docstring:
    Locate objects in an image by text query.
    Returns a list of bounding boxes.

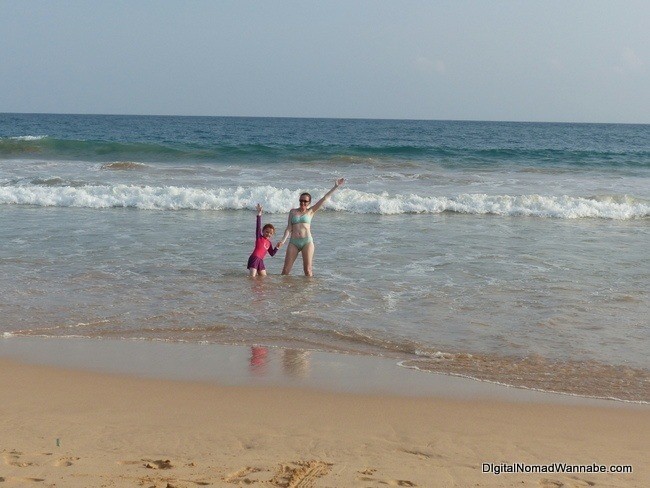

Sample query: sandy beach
[2,2,649,486]
[1,349,648,488]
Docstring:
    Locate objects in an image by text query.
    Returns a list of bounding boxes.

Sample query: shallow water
[1,114,648,402]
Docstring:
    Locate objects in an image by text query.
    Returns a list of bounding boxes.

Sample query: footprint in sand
[143,459,173,470]
[53,456,79,467]
[2,450,59,469]
[2,451,34,468]
[222,466,264,484]
[270,461,332,488]
[357,470,417,487]
[358,468,377,481]
[2,450,19,464]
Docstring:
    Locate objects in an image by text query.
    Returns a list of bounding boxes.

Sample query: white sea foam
[0,184,647,219]
[8,135,48,140]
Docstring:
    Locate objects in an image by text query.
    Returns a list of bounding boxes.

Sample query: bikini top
[291,212,312,224]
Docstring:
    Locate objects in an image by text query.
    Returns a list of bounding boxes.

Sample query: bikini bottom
[289,236,313,251]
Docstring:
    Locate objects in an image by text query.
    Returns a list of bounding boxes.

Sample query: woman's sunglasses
[299,199,310,204]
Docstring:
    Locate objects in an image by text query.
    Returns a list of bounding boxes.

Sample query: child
[247,204,281,277]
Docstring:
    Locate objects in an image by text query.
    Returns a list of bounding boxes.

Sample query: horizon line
[1,111,648,126]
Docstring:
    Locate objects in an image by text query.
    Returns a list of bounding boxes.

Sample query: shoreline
[0,336,644,407]
[0,339,648,487]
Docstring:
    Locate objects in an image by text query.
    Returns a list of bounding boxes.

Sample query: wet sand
[0,339,648,487]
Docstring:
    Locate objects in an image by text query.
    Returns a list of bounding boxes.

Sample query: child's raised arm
[255,203,263,237]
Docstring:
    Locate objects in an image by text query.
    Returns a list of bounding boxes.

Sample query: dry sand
[0,358,647,488]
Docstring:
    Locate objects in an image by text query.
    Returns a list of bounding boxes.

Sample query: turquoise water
[1,114,648,402]
[2,114,649,170]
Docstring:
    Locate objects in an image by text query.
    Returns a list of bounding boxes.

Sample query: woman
[279,178,344,276]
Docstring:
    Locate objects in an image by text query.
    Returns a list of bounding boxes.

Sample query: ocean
[1,113,648,402]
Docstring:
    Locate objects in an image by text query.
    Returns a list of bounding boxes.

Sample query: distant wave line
[1,136,649,167]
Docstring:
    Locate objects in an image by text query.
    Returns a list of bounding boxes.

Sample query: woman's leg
[282,243,300,275]
[258,269,267,277]
[248,268,258,277]
[301,242,315,276]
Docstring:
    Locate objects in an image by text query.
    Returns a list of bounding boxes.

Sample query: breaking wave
[0,183,647,219]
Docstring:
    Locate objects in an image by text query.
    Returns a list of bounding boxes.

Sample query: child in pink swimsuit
[247,204,281,277]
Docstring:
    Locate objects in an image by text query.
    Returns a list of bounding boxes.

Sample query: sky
[1,0,649,123]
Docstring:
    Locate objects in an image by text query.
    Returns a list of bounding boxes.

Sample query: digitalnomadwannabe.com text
[482,463,632,475]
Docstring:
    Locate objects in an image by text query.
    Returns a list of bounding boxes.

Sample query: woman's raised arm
[310,178,344,213]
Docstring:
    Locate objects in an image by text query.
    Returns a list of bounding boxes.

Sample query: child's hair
[262,223,275,233]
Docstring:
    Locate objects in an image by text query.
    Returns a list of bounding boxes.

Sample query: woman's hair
[300,192,312,202]
[262,223,275,233]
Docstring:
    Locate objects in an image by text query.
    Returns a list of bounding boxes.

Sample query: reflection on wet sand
[248,347,311,379]
[282,349,311,378]
[249,346,268,375]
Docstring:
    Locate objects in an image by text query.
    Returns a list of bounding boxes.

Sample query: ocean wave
[0,183,648,219]
[0,136,294,162]
[1,136,649,167]
[9,135,48,141]
[100,161,150,170]
[0,136,192,161]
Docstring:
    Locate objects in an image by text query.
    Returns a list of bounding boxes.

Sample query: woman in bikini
[279,178,345,276]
